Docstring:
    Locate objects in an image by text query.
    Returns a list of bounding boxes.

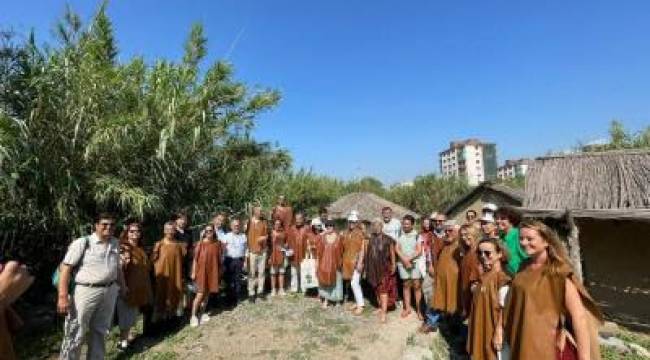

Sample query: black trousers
[224,257,245,303]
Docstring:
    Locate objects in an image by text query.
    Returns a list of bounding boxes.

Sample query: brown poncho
[272,205,294,232]
[431,241,460,313]
[341,228,365,280]
[467,270,511,360]
[152,240,186,315]
[193,240,222,294]
[365,234,394,288]
[269,230,286,267]
[316,233,343,287]
[431,232,445,265]
[123,244,153,307]
[287,225,309,266]
[246,218,268,254]
[459,245,481,316]
[504,262,602,360]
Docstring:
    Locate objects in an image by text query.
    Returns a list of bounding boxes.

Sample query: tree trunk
[566,212,583,282]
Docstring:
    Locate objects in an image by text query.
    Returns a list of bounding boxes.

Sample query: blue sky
[3,1,649,184]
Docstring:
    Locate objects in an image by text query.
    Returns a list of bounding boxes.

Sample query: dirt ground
[127,294,464,360]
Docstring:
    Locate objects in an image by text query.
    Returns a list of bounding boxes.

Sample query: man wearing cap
[480,212,498,239]
[381,207,401,240]
[340,211,366,314]
[287,213,310,293]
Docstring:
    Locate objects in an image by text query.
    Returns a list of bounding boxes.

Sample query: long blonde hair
[519,219,572,276]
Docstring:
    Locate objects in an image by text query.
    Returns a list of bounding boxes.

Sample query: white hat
[482,203,498,212]
[310,218,323,227]
[443,219,458,228]
[347,210,360,222]
[429,211,438,219]
[480,213,495,223]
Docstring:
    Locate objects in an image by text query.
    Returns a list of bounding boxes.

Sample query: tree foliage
[0,6,285,271]
[582,120,650,152]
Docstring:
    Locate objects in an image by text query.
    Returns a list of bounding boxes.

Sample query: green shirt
[501,227,527,275]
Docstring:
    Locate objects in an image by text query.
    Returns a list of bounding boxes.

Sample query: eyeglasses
[99,222,115,227]
[478,250,493,258]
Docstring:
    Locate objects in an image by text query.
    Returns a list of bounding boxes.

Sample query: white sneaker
[200,313,210,323]
[279,289,286,296]
[270,290,277,297]
[190,316,199,327]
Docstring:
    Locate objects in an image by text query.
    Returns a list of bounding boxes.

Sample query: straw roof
[444,181,524,217]
[327,192,420,222]
[522,150,650,220]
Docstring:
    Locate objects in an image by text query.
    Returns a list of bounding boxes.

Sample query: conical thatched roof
[524,150,650,210]
[327,192,420,222]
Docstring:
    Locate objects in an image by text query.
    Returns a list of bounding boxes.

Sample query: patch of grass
[322,334,343,346]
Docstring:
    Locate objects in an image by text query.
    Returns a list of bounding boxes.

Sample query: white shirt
[63,233,120,284]
[222,232,247,258]
[382,218,402,240]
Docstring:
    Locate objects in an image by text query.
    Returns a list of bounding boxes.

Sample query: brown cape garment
[123,244,153,307]
[316,233,343,287]
[504,262,602,360]
[272,205,294,232]
[152,240,186,315]
[287,225,309,266]
[459,245,481,316]
[194,240,221,293]
[467,270,511,360]
[246,218,268,254]
[341,228,365,280]
[431,241,461,313]
[269,230,286,267]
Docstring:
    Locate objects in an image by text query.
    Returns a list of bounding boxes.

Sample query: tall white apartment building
[439,139,497,186]
[497,159,531,180]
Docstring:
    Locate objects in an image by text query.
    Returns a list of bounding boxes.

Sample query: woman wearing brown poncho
[341,214,365,311]
[421,221,461,333]
[269,219,287,297]
[504,220,602,360]
[190,224,222,327]
[152,221,187,321]
[117,221,153,349]
[316,220,344,308]
[459,224,482,318]
[467,237,511,360]
[365,218,397,324]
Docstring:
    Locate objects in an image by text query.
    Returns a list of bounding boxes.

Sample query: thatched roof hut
[327,192,420,222]
[524,150,650,214]
[520,150,650,329]
[444,181,524,222]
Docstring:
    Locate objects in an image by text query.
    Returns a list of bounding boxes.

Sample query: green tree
[387,174,471,216]
[0,5,285,277]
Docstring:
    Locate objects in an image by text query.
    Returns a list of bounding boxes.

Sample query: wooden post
[566,211,583,282]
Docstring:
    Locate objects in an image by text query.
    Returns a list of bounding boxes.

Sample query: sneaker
[248,295,256,304]
[190,316,199,328]
[270,290,277,297]
[278,289,286,296]
[200,313,210,324]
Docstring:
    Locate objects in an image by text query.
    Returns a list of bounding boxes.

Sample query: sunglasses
[478,250,493,257]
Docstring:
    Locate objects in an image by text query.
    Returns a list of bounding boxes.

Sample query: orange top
[246,218,268,254]
[193,240,222,293]
[316,233,343,287]
[287,225,310,266]
[269,230,286,267]
[341,228,365,280]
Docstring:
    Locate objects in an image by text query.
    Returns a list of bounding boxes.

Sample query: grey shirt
[63,233,120,285]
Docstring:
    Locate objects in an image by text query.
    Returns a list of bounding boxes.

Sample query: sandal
[353,307,364,316]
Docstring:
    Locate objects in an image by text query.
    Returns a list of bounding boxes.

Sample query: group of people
[6,194,598,360]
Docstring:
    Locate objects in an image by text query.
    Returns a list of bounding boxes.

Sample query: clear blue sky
[3,1,649,184]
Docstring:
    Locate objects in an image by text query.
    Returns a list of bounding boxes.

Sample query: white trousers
[289,264,300,292]
[247,252,266,295]
[351,270,365,307]
[60,284,119,360]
